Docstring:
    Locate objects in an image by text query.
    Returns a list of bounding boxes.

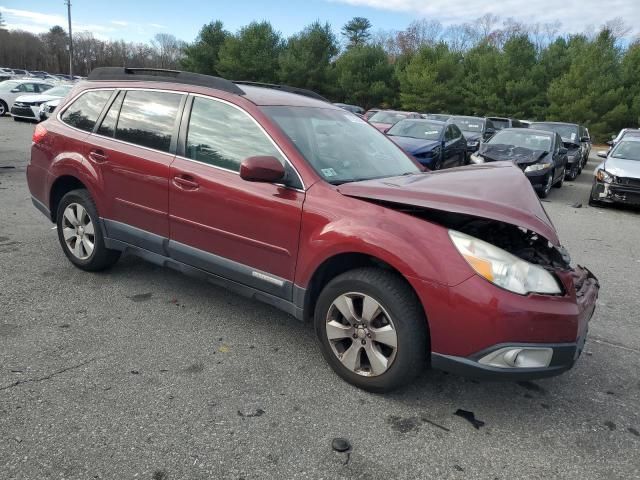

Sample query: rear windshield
[387,120,443,141]
[488,130,552,151]
[611,141,640,161]
[451,117,484,133]
[530,123,579,142]
[490,118,510,130]
[368,111,409,124]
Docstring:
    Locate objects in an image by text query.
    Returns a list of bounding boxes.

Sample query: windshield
[611,141,640,161]
[0,80,20,91]
[490,118,510,130]
[368,111,409,124]
[530,123,579,142]
[261,106,420,184]
[45,85,72,96]
[488,130,552,151]
[424,114,450,122]
[451,117,484,133]
[387,120,443,141]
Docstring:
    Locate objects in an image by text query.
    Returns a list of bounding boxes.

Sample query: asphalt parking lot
[1,116,639,480]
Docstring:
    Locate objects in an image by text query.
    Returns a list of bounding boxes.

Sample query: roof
[530,121,579,128]
[241,85,337,108]
[619,136,640,142]
[398,118,445,124]
[499,127,554,137]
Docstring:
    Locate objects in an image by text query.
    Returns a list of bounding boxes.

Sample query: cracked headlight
[470,153,484,164]
[596,169,614,183]
[524,162,552,173]
[449,230,562,295]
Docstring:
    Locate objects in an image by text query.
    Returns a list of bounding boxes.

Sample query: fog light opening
[479,347,553,369]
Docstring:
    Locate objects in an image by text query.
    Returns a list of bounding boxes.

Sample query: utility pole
[65,0,73,78]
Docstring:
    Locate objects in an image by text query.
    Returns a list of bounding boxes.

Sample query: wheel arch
[300,252,430,336]
[49,175,89,222]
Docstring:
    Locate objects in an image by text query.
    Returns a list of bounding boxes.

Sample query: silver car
[590,137,640,207]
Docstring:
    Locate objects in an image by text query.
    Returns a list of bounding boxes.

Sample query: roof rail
[233,81,329,102]
[87,67,245,95]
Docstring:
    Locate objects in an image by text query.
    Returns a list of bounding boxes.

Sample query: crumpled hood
[15,93,64,104]
[337,162,560,245]
[463,132,482,142]
[604,158,640,178]
[479,143,547,165]
[390,137,440,155]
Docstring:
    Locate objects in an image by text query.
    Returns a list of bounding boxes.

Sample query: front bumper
[414,265,599,380]
[591,180,640,206]
[10,104,38,120]
[521,166,553,188]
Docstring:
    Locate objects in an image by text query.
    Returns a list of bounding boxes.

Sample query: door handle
[88,149,108,164]
[173,175,199,190]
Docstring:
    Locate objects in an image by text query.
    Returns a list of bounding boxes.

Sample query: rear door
[168,95,304,299]
[87,89,186,253]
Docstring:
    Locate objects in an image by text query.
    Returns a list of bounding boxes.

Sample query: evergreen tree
[341,17,372,48]
[181,21,228,75]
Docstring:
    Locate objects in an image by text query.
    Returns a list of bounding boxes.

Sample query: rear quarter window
[61,90,113,132]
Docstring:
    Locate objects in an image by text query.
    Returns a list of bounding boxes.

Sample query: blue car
[386,119,467,169]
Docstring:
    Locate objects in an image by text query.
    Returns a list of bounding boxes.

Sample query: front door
[168,95,304,299]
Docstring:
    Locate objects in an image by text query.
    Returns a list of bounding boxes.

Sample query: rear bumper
[413,265,599,380]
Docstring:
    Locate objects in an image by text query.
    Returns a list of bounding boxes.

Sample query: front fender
[294,184,474,289]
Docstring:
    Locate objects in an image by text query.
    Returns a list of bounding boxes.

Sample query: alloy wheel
[61,203,96,260]
[325,292,398,377]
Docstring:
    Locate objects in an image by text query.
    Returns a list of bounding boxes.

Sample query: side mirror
[10,88,20,93]
[597,151,608,159]
[484,128,495,137]
[558,147,568,155]
[606,140,613,146]
[580,136,590,143]
[239,156,285,183]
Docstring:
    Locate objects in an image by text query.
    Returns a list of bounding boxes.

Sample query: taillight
[32,124,47,144]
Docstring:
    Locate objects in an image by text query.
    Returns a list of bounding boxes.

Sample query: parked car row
[26,67,600,393]
[0,67,84,83]
[0,79,74,121]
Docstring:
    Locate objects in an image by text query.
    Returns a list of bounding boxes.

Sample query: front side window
[451,117,484,133]
[186,97,284,172]
[61,90,113,132]
[262,106,420,185]
[116,90,183,153]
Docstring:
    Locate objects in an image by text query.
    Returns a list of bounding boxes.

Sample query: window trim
[57,87,117,135]
[177,92,305,191]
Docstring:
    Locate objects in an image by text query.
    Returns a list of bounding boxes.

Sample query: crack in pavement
[0,357,97,391]
[590,336,640,354]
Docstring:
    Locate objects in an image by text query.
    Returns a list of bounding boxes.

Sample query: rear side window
[115,90,183,153]
[61,90,113,132]
[97,92,123,137]
[185,96,284,172]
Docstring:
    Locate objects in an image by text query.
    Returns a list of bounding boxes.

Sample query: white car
[0,79,54,116]
[11,84,73,121]
[38,98,62,121]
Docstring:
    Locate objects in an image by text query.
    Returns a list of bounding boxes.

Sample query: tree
[278,21,338,93]
[0,12,6,31]
[397,42,464,113]
[341,17,372,48]
[152,33,184,69]
[42,26,68,74]
[217,21,282,82]
[547,29,627,140]
[334,44,395,108]
[621,43,640,126]
[181,21,228,75]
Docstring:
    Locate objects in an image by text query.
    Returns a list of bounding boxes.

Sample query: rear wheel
[56,189,120,271]
[314,268,428,392]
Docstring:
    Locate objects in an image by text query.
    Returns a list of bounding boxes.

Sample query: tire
[314,267,428,392]
[56,189,120,271]
[565,163,578,181]
[538,173,553,198]
[0,100,7,116]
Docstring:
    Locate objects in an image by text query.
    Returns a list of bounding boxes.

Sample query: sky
[1,0,638,43]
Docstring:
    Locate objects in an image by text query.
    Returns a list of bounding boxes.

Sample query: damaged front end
[591,171,640,206]
[476,144,549,173]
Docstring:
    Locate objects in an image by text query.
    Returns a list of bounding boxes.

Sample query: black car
[449,116,497,156]
[387,119,467,170]
[529,122,590,180]
[470,128,568,198]
[488,117,527,130]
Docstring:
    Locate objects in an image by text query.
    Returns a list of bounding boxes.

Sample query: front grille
[617,177,640,188]
[10,106,36,118]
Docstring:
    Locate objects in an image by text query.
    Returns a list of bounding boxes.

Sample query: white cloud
[329,0,640,36]
[111,20,129,27]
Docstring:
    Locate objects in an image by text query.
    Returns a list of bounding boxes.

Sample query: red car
[27,68,599,392]
[368,110,421,133]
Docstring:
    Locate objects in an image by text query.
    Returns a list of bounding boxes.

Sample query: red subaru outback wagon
[27,68,599,392]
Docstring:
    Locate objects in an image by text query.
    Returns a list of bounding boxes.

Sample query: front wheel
[56,189,120,271]
[314,268,428,392]
[538,173,553,198]
[553,167,565,188]
[0,100,7,116]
